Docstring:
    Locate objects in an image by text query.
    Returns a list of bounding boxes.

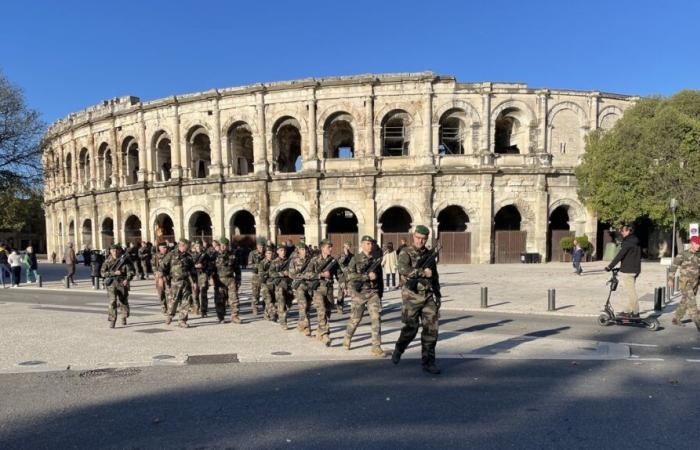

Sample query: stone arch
[271,116,302,173]
[316,103,364,131]
[493,198,535,226]
[151,129,172,182]
[187,210,213,243]
[380,109,414,157]
[100,216,115,249]
[123,215,142,245]
[78,147,91,187]
[548,102,588,163]
[152,211,176,244]
[436,205,470,232]
[320,201,367,228]
[547,101,588,126]
[433,200,479,224]
[598,105,624,130]
[185,125,211,178]
[379,206,413,233]
[548,198,586,224]
[270,202,312,226]
[184,205,213,231]
[322,111,356,158]
[325,207,359,233]
[81,218,93,248]
[221,114,258,137]
[433,100,481,124]
[492,101,535,154]
[120,135,140,185]
[96,142,113,188]
[226,121,254,175]
[65,152,73,184]
[274,207,306,244]
[438,108,474,155]
[374,103,423,127]
[490,99,537,125]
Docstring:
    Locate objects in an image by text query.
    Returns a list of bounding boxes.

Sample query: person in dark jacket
[572,240,584,275]
[605,225,642,317]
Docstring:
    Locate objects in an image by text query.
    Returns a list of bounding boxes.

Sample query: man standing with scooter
[668,236,700,331]
[605,225,642,318]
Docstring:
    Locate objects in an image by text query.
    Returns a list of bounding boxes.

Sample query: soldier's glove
[604,267,611,272]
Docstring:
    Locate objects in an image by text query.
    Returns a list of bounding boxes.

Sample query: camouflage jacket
[668,249,700,284]
[397,244,440,293]
[248,250,264,274]
[258,258,274,283]
[336,251,354,281]
[268,256,290,280]
[191,250,212,275]
[161,250,196,283]
[215,249,238,279]
[304,254,338,287]
[347,251,384,296]
[100,253,135,283]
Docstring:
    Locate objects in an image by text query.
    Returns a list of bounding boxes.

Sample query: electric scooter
[597,268,660,331]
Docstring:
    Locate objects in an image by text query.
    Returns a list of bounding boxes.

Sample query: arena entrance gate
[326,208,358,252]
[437,205,471,264]
[494,205,526,264]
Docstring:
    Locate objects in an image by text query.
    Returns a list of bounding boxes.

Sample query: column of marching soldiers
[100,224,443,374]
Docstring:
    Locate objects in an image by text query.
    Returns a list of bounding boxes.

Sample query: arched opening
[276,209,305,244]
[124,215,142,245]
[380,206,412,246]
[494,108,527,154]
[82,219,93,248]
[121,137,140,185]
[188,211,213,244]
[227,122,254,176]
[548,205,574,262]
[230,210,256,249]
[154,213,175,244]
[326,207,359,250]
[381,110,411,157]
[438,109,468,155]
[437,205,471,263]
[187,126,211,179]
[65,153,73,184]
[68,220,75,244]
[78,148,90,188]
[97,143,113,188]
[493,205,526,263]
[153,131,172,181]
[323,112,355,159]
[273,117,302,173]
[101,218,114,249]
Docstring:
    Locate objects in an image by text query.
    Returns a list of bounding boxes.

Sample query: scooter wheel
[645,318,660,331]
[597,313,612,326]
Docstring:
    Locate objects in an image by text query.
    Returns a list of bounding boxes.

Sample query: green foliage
[559,236,574,251]
[0,186,44,233]
[576,90,700,229]
[575,235,592,252]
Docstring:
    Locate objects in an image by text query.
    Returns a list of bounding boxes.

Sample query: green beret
[157,242,167,248]
[296,242,306,249]
[110,243,121,249]
[414,225,430,236]
[178,238,190,245]
[219,237,230,245]
[320,239,333,247]
[256,237,266,245]
[344,240,353,246]
[265,245,276,252]
[276,246,287,252]
[361,235,375,242]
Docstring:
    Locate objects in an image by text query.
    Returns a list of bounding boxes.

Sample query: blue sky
[2,0,699,124]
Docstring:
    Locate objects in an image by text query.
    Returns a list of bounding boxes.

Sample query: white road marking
[627,357,664,361]
[621,342,658,348]
[692,347,700,351]
[686,359,700,363]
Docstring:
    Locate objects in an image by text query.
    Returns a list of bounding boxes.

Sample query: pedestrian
[605,225,642,318]
[82,246,91,267]
[392,225,442,374]
[50,251,57,264]
[668,236,700,331]
[572,239,584,275]
[382,242,398,289]
[8,248,22,287]
[0,246,10,287]
[90,249,105,288]
[23,246,39,283]
[65,243,77,285]
[100,243,135,328]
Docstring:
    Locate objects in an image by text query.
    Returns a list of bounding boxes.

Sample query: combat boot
[672,317,685,327]
[109,320,116,329]
[391,349,402,365]
[320,335,332,347]
[296,322,304,331]
[422,363,441,375]
[201,312,208,318]
[178,321,190,328]
[302,327,311,337]
[280,321,288,330]
[165,316,173,325]
[121,317,127,326]
[230,315,242,324]
[371,347,385,357]
[342,336,351,351]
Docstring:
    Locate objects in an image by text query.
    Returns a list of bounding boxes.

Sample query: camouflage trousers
[155,274,168,313]
[251,274,261,309]
[195,272,209,314]
[167,279,192,322]
[312,283,334,338]
[262,283,276,320]
[345,290,382,348]
[107,284,130,322]
[336,279,347,306]
[674,278,700,323]
[394,288,440,365]
[275,280,292,325]
[217,276,239,319]
[294,285,311,331]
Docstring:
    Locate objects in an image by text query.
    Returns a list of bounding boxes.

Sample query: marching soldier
[192,241,211,317]
[269,246,292,328]
[344,235,385,357]
[138,242,152,280]
[161,238,198,328]
[259,245,276,320]
[100,243,135,328]
[128,241,144,280]
[668,235,700,331]
[288,243,312,335]
[335,240,354,314]
[247,239,266,315]
[391,225,442,374]
[214,238,241,324]
[153,242,171,314]
[305,239,338,346]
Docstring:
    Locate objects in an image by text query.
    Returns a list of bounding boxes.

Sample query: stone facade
[42,72,635,263]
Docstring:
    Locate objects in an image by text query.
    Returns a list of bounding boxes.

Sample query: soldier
[391,225,442,374]
[259,245,276,320]
[344,235,385,357]
[335,241,354,314]
[100,243,135,328]
[128,241,144,280]
[153,242,170,314]
[269,246,292,328]
[306,239,338,346]
[138,242,152,280]
[668,235,700,331]
[214,237,241,324]
[288,242,312,335]
[161,238,198,328]
[248,239,266,315]
[191,241,211,317]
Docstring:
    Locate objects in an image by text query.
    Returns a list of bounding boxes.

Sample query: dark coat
[607,234,642,274]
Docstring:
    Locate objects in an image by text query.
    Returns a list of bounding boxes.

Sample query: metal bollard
[37,274,42,288]
[92,276,97,290]
[64,276,70,289]
[547,289,556,311]
[654,287,663,312]
[480,287,488,308]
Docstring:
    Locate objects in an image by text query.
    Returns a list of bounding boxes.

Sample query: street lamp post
[670,198,679,260]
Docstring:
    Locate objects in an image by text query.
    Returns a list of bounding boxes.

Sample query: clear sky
[2,0,699,125]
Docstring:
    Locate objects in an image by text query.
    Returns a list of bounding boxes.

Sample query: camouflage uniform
[394,243,441,367]
[192,249,212,316]
[336,249,354,312]
[161,248,197,325]
[668,248,700,329]
[248,248,264,314]
[306,253,338,345]
[215,245,241,322]
[100,251,135,327]
[288,251,312,334]
[152,248,170,314]
[268,254,291,327]
[259,256,276,320]
[345,251,384,353]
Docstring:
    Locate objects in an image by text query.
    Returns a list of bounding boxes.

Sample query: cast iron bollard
[654,287,663,312]
[547,289,556,311]
[96,277,101,290]
[480,287,488,308]
[37,274,42,288]
[64,276,70,289]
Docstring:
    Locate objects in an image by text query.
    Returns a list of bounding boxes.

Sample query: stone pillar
[113,193,122,247]
[365,93,374,158]
[423,89,433,159]
[533,175,549,258]
[254,91,268,175]
[478,174,493,264]
[210,95,223,176]
[174,187,185,240]
[89,129,97,190]
[92,202,99,249]
[171,104,183,179]
[589,93,600,130]
[480,86,492,153]
[304,96,318,171]
[213,187,225,241]
[112,125,123,187]
[536,90,548,154]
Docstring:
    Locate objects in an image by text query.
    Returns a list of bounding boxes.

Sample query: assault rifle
[193,252,208,273]
[351,257,382,292]
[405,243,442,299]
[309,257,338,291]
[270,257,292,286]
[291,257,313,290]
[104,254,128,288]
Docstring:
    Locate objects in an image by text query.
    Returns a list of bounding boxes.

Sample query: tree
[576,91,700,231]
